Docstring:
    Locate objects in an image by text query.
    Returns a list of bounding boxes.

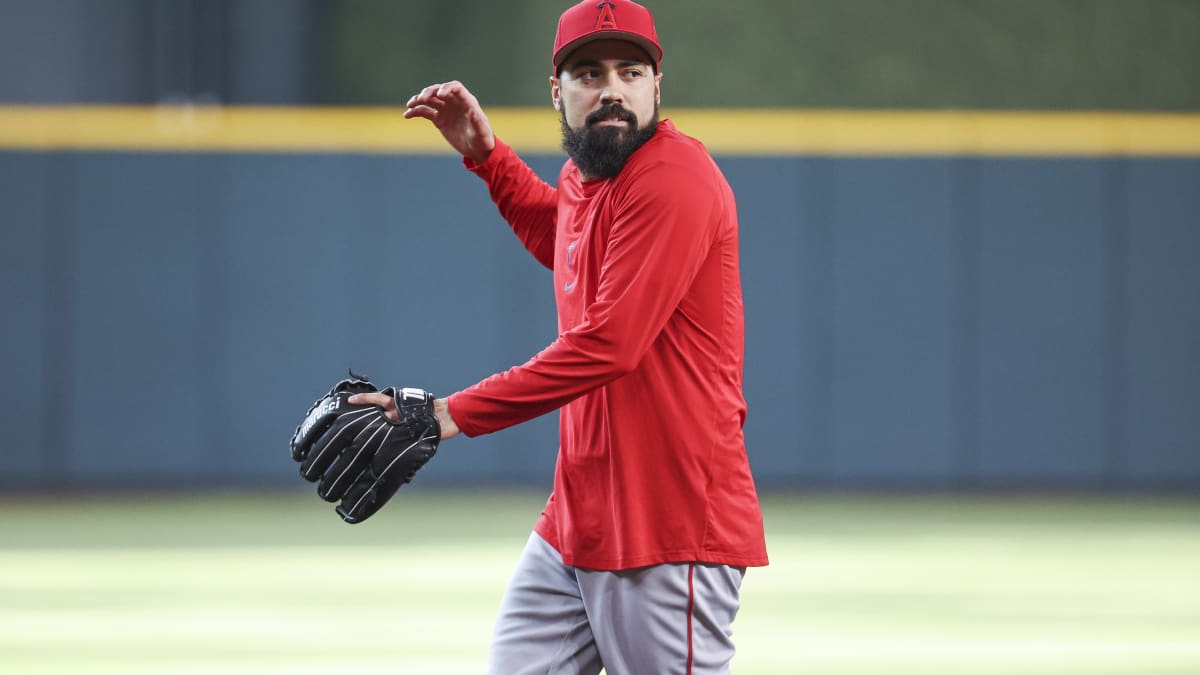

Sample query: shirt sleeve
[448,153,724,437]
[466,137,558,269]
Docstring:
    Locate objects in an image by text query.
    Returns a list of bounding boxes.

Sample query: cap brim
[553,31,663,70]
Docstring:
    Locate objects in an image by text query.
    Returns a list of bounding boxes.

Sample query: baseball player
[342,1,768,672]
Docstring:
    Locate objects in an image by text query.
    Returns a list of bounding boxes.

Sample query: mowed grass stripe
[1,492,1197,674]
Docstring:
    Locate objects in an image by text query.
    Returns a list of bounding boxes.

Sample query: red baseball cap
[552,0,663,73]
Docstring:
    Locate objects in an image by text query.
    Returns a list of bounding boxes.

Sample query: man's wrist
[465,134,500,167]
[434,397,461,440]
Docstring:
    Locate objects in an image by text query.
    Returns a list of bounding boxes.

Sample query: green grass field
[1,490,1197,674]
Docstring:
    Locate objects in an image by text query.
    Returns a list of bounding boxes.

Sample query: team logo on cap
[595,1,618,30]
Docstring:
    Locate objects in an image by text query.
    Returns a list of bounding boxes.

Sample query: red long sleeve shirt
[447,120,768,570]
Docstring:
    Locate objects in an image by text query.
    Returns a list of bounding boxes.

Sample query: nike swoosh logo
[563,280,576,292]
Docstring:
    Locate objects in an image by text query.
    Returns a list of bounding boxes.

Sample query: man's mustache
[586,104,638,128]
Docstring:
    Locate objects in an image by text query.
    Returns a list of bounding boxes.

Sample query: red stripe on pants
[686,563,695,675]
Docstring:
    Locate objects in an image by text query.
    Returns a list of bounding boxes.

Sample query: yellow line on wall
[1,105,1198,156]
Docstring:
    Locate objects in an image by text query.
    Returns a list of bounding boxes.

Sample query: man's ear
[550,76,562,112]
[654,71,662,106]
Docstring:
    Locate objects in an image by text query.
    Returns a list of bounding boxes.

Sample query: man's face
[551,39,663,179]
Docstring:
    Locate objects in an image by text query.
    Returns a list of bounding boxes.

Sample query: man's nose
[599,73,624,105]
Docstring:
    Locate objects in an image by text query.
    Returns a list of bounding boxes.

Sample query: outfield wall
[1,109,1198,491]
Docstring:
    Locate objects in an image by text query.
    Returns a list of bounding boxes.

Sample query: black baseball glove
[290,375,441,523]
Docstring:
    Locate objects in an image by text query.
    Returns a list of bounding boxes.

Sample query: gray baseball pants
[487,532,745,675]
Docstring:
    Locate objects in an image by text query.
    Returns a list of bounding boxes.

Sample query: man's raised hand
[404,81,496,164]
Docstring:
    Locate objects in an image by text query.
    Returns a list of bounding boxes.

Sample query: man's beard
[560,102,659,179]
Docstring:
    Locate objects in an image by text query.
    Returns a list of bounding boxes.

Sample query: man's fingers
[436,81,470,101]
[347,392,399,422]
[407,83,447,109]
[408,81,477,113]
[403,104,440,121]
[348,392,387,405]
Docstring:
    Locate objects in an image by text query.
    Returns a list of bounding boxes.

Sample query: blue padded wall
[1,151,1197,490]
